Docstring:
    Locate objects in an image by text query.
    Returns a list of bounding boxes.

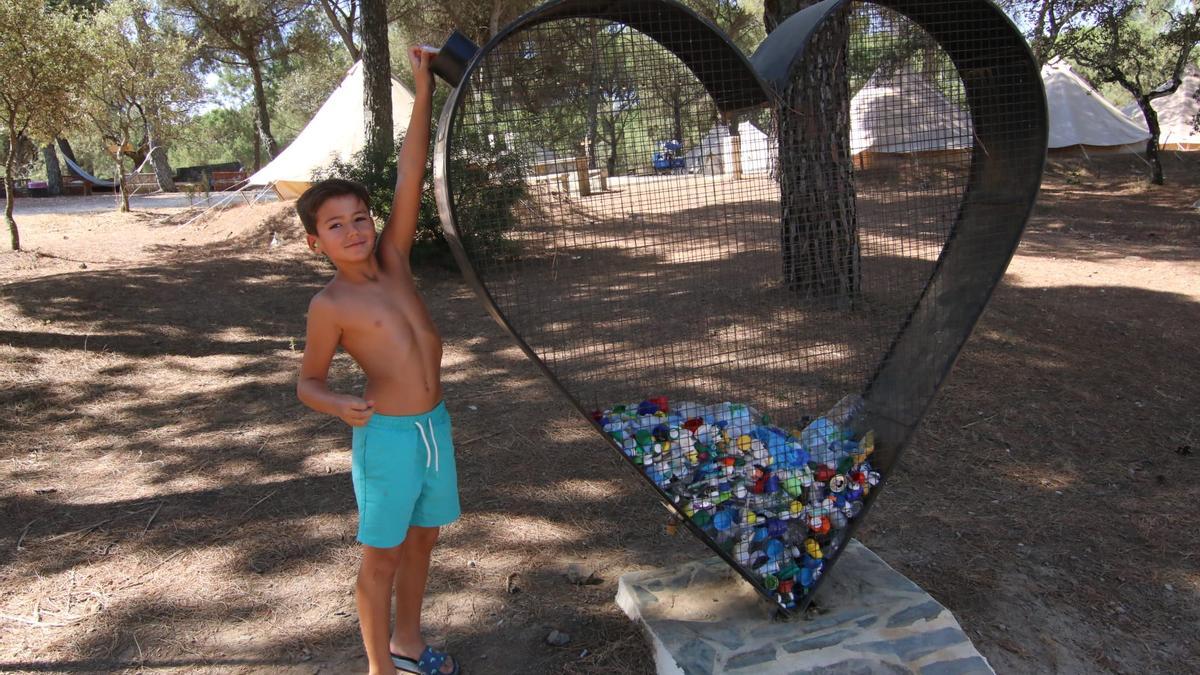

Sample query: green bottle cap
[778,562,800,580]
[837,455,855,474]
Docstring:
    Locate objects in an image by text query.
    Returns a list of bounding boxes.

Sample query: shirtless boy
[296,46,459,675]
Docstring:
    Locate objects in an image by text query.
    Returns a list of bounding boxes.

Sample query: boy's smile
[308,194,377,264]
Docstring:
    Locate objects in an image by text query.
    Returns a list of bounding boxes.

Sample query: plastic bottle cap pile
[593,395,879,610]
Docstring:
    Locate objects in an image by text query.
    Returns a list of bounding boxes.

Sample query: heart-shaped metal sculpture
[433,0,1046,614]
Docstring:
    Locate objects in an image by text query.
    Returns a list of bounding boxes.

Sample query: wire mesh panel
[434,0,1045,613]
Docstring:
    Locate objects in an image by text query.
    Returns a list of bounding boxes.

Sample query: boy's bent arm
[379,46,435,266]
[297,295,374,425]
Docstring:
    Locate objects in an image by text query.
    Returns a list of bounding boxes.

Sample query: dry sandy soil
[0,154,1197,674]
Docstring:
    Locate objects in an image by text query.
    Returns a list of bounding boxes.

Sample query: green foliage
[171,106,258,168]
[78,0,204,208]
[1060,0,1200,183]
[165,0,316,163]
[313,133,527,268]
[447,131,528,262]
[0,1,93,144]
[999,0,1097,64]
[83,0,204,144]
[686,0,766,54]
[272,53,353,146]
[0,134,38,179]
[1,0,95,248]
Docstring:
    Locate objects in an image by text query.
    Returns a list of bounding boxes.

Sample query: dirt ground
[1,154,1197,674]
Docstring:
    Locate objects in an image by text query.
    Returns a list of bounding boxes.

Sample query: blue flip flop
[391,645,460,675]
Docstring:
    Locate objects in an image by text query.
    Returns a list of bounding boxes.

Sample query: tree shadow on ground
[1,189,1197,672]
[1019,154,1200,264]
[858,280,1200,673]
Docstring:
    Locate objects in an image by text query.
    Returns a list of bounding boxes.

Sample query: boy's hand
[336,396,376,427]
[409,45,435,93]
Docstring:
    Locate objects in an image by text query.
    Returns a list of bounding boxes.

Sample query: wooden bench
[208,170,248,191]
[123,173,161,194]
[0,179,31,198]
[61,174,92,196]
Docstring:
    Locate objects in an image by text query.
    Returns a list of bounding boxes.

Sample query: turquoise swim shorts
[350,401,461,548]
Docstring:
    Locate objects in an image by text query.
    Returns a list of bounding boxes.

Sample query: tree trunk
[361,0,393,165]
[43,143,62,196]
[489,0,504,39]
[317,0,360,60]
[602,122,620,175]
[767,1,860,304]
[57,137,78,163]
[584,54,601,169]
[672,97,684,143]
[147,129,176,192]
[1138,97,1165,185]
[114,138,130,213]
[1032,1,1050,65]
[247,52,278,163]
[6,127,20,250]
[586,101,599,169]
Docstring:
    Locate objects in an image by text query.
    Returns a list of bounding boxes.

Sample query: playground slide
[63,156,117,188]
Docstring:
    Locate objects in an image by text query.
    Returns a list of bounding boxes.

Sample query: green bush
[445,134,528,263]
[314,133,526,269]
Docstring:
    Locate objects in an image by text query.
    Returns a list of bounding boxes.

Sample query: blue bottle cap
[713,509,733,531]
[766,538,784,558]
[637,400,659,416]
[764,474,781,493]
[766,517,787,538]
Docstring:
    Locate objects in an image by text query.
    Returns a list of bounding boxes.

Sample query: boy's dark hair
[296,178,371,235]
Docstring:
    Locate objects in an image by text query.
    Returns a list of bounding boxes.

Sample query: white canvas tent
[1121,65,1200,151]
[850,66,974,157]
[686,121,774,176]
[248,61,416,199]
[1042,59,1150,154]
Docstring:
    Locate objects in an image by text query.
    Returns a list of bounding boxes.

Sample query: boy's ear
[306,234,321,252]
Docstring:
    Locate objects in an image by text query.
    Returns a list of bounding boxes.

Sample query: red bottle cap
[752,476,768,494]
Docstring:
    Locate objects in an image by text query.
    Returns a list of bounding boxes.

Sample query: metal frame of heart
[431,0,1048,615]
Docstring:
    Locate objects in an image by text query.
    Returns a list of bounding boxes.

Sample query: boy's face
[307,194,376,265]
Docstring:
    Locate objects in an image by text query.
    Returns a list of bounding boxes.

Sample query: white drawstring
[413,419,440,472]
[429,419,441,473]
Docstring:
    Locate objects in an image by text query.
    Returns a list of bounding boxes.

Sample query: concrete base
[616,540,992,675]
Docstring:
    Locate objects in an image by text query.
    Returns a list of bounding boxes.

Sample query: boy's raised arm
[379,46,435,263]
